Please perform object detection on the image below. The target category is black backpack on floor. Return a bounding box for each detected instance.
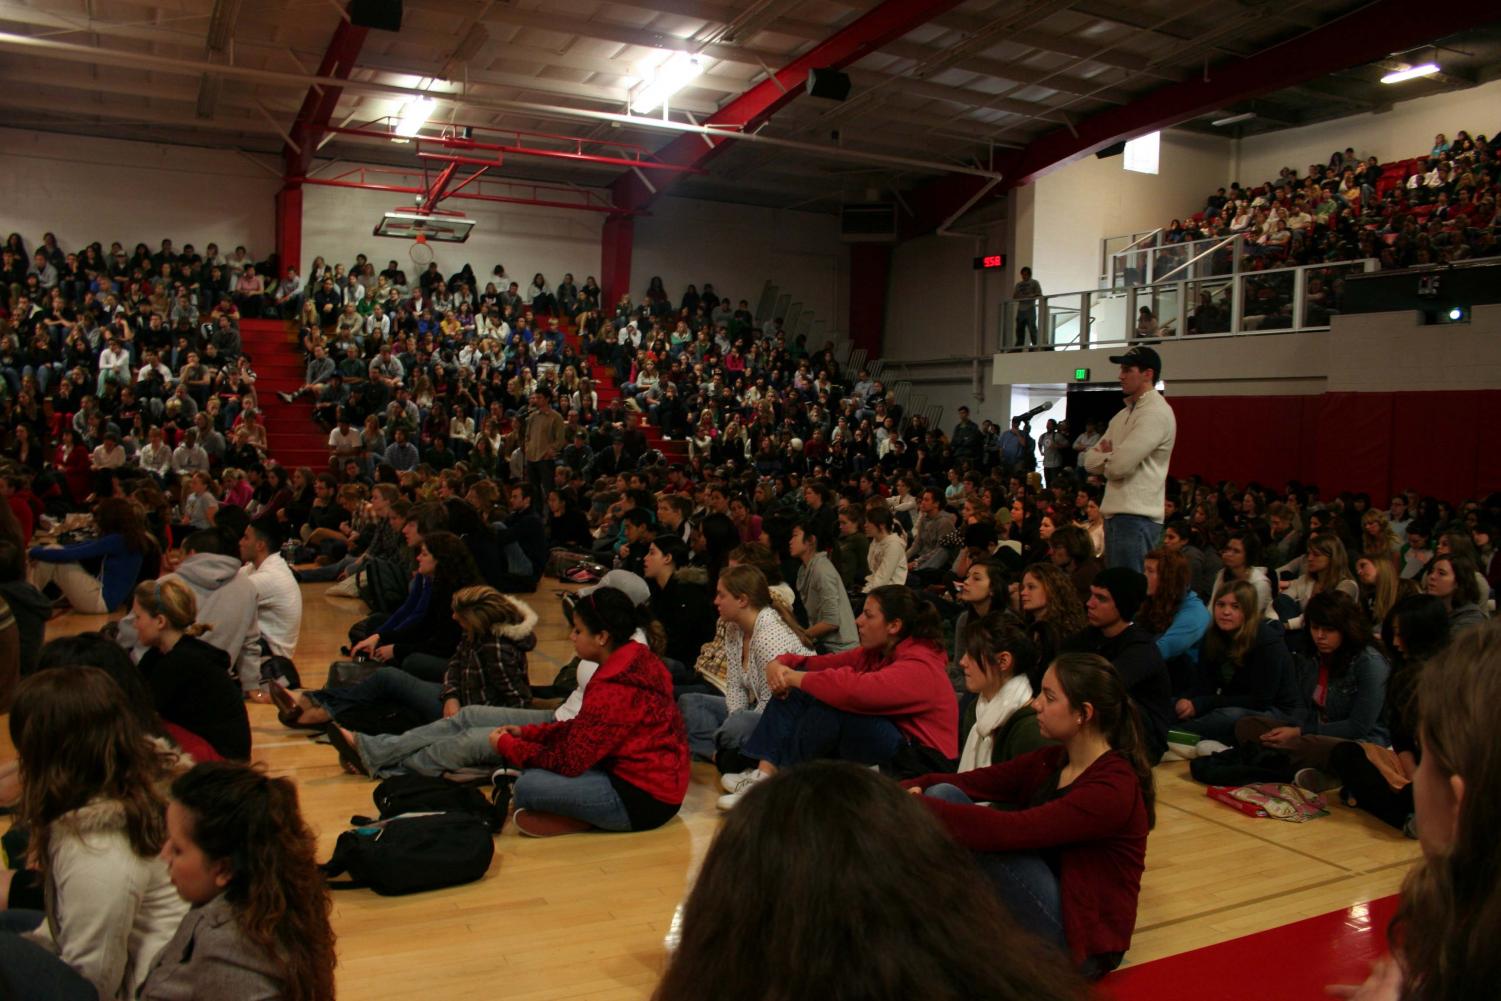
[360,774,508,833]
[319,812,495,896]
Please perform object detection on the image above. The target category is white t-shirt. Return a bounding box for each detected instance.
[242,553,302,657]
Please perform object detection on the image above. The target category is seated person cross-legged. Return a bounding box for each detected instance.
[271,587,537,741]
[486,586,689,838]
[677,564,813,765]
[907,652,1155,981]
[1172,580,1302,745]
[329,577,660,782]
[717,585,958,810]
[1231,590,1389,776]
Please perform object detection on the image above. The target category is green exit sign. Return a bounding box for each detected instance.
[1074,367,1090,381]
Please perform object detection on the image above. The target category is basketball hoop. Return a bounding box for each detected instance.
[410,232,435,266]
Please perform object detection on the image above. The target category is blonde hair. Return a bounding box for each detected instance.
[451,585,529,638]
[718,564,812,649]
[133,578,211,637]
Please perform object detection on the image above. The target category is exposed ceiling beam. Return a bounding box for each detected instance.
[608,0,975,212]
[283,12,367,177]
[195,0,242,118]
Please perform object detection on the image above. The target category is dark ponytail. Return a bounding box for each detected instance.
[1049,652,1156,829]
[574,586,665,654]
[866,585,944,645]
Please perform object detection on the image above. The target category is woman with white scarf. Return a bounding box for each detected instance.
[956,612,1053,772]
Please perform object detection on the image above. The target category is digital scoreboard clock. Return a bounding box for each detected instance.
[973,254,1006,270]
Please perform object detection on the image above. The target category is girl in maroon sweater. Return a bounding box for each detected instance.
[490,587,689,838]
[906,652,1155,980]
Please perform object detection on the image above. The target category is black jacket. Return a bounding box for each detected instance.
[1187,620,1302,719]
[139,636,251,760]
[649,569,716,667]
[1066,624,1173,763]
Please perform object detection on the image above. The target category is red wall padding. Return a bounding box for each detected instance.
[1165,390,1501,505]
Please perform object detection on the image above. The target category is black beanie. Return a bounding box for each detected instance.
[1094,567,1147,623]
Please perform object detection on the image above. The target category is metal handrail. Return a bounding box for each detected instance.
[1154,232,1242,284]
[1109,228,1163,259]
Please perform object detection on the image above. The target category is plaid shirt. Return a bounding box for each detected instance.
[440,633,534,707]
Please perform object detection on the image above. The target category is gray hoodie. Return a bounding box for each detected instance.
[117,554,263,692]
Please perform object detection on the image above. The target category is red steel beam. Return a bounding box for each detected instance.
[289,176,628,215]
[283,17,368,178]
[999,0,1501,188]
[608,0,967,212]
[419,161,459,214]
[320,125,706,173]
[278,10,368,273]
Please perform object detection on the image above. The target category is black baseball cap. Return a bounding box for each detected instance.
[1108,345,1162,376]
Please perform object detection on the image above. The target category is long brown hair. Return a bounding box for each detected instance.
[653,762,1085,1001]
[1202,580,1263,668]
[1137,547,1190,636]
[1022,563,1087,637]
[1049,652,1156,829]
[11,668,172,877]
[1391,621,1501,999]
[170,762,336,1001]
[1304,532,1354,595]
[718,564,813,649]
[95,494,150,553]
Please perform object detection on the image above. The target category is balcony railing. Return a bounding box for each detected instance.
[1000,258,1378,352]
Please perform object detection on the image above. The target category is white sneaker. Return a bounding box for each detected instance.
[719,769,761,794]
[716,769,766,810]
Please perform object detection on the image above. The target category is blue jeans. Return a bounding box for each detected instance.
[296,554,357,582]
[512,768,632,831]
[741,689,902,769]
[923,784,1065,949]
[1182,705,1285,744]
[354,705,553,777]
[1104,514,1161,573]
[308,666,444,723]
[677,692,762,760]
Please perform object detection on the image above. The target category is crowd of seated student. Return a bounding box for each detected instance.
[10,234,1501,986]
[1123,128,1501,335]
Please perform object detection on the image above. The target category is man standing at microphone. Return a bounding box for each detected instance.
[1084,346,1175,574]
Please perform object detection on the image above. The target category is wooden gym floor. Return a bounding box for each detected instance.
[19,583,1419,999]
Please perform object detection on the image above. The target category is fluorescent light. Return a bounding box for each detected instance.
[395,96,437,137]
[1381,62,1440,84]
[630,53,704,114]
[1212,112,1256,126]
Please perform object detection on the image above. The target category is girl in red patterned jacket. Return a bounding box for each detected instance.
[906,652,1155,980]
[490,586,690,838]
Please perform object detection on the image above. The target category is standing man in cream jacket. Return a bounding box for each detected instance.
[1084,346,1176,573]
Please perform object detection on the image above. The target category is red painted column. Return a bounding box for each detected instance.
[847,243,892,357]
[601,214,634,312]
[275,184,303,281]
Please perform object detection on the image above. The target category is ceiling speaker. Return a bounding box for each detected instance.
[806,68,852,101]
[349,0,402,32]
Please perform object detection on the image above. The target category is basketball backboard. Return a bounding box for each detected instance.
[373,212,476,242]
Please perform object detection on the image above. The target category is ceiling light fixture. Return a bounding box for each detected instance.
[395,95,437,138]
[1211,111,1256,126]
[630,53,704,115]
[1380,62,1440,84]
